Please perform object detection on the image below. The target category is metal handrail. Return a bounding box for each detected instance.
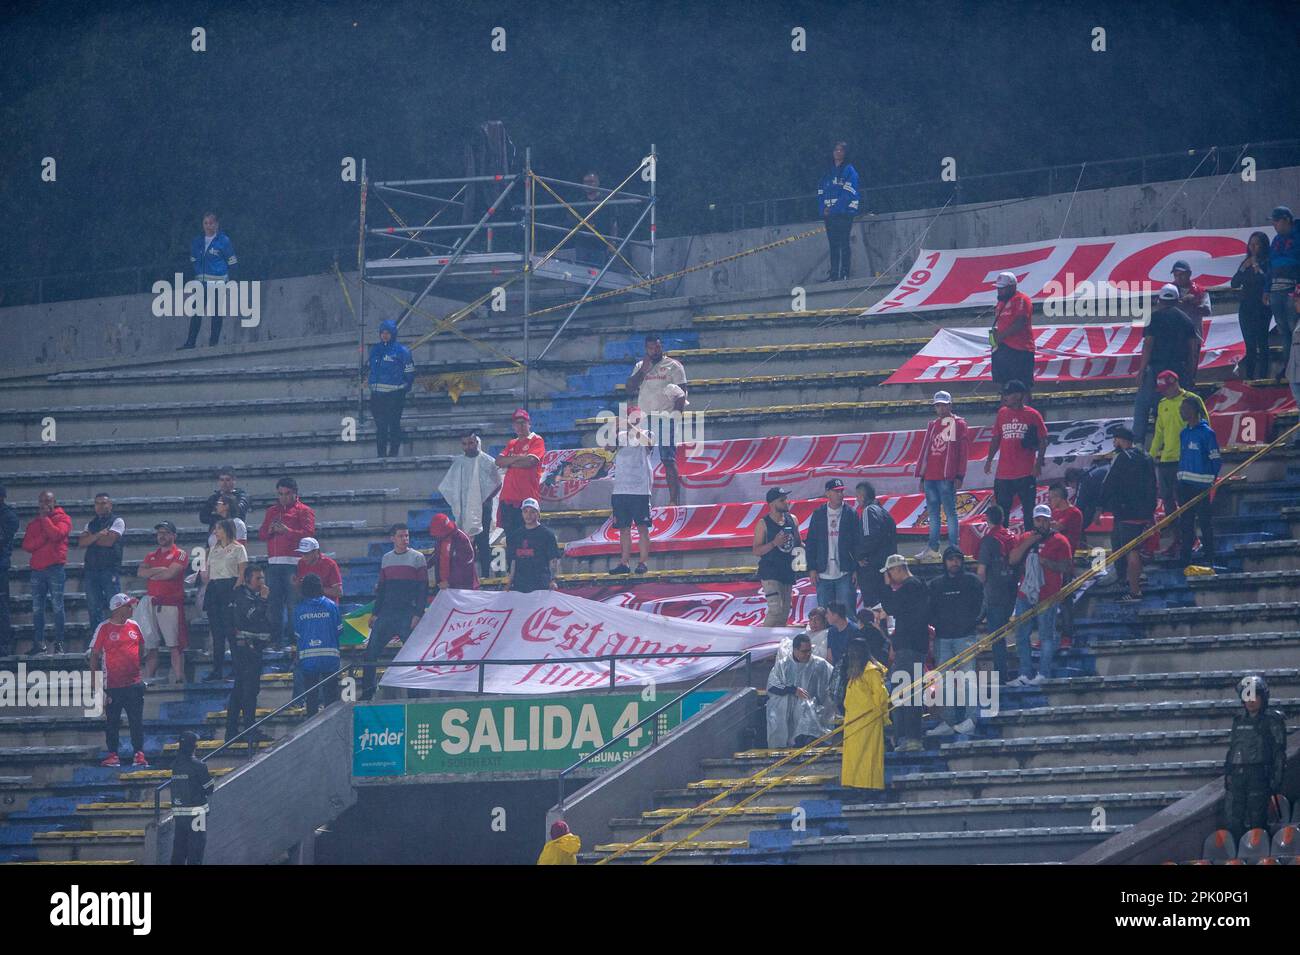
[556,650,754,811]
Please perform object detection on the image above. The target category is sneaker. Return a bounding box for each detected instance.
[1006,675,1030,688]
[132,751,150,768]
[634,562,648,574]
[611,564,632,575]
[953,718,977,735]
[99,752,121,767]
[914,547,941,562]
[1027,674,1047,686]
[1118,592,1143,603]
[52,642,65,655]
[901,739,925,753]
[926,722,956,737]
[31,644,49,656]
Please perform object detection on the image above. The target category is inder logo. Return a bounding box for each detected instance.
[151,274,261,328]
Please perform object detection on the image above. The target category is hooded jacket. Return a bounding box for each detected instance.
[1101,447,1158,522]
[1177,419,1222,485]
[1149,388,1207,463]
[369,320,416,393]
[536,832,581,865]
[190,232,237,282]
[21,507,72,570]
[428,514,479,590]
[818,162,861,217]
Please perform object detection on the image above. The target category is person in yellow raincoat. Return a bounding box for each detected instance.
[839,638,891,790]
[537,820,581,865]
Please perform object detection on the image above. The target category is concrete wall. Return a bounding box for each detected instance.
[546,688,763,850]
[152,701,357,864]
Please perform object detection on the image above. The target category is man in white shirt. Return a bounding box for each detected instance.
[610,423,654,574]
[626,334,689,506]
[805,479,864,614]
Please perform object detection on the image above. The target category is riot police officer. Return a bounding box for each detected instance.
[1221,674,1287,840]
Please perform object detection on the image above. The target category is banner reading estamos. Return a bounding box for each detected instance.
[867,227,1262,314]
[379,589,786,694]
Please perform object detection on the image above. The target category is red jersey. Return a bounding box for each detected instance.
[1052,504,1084,552]
[91,619,144,689]
[259,500,317,562]
[994,405,1048,480]
[917,415,969,481]
[142,545,188,605]
[295,554,342,594]
[500,433,545,504]
[994,291,1035,352]
[1015,530,1072,600]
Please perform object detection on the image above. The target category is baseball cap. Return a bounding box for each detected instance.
[154,521,177,534]
[824,478,845,491]
[765,487,791,503]
[1271,205,1293,221]
[1157,283,1180,301]
[109,593,138,611]
[932,390,953,405]
[942,545,964,561]
[993,271,1017,288]
[296,537,320,553]
[512,408,531,421]
[1155,369,1181,387]
[878,553,908,573]
[1113,425,1135,442]
[1033,504,1053,520]
[521,497,541,511]
[1170,259,1192,274]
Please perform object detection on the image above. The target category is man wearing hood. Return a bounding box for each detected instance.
[1221,675,1287,841]
[427,513,478,591]
[438,432,501,581]
[368,319,416,458]
[537,820,581,865]
[766,633,835,748]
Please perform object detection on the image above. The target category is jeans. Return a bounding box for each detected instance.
[30,564,67,648]
[814,574,856,615]
[370,389,407,457]
[760,579,793,627]
[363,611,416,697]
[934,635,978,726]
[1014,594,1057,680]
[1131,366,1158,444]
[84,568,120,632]
[825,214,852,279]
[265,564,295,647]
[889,648,924,745]
[225,642,264,741]
[1238,300,1272,380]
[183,312,223,347]
[985,602,1013,682]
[105,683,145,754]
[1177,480,1216,567]
[475,498,495,580]
[993,477,1036,527]
[923,479,960,550]
[1269,287,1297,378]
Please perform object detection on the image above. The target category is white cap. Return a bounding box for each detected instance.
[994,271,1018,288]
[296,537,320,553]
[521,498,541,511]
[109,593,137,611]
[1157,283,1180,301]
[1032,504,1053,520]
[932,390,953,405]
[878,554,908,573]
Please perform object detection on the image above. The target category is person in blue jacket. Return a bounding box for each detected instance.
[1265,206,1299,381]
[1175,396,1222,570]
[817,141,860,282]
[368,319,416,458]
[291,574,342,716]
[181,212,239,349]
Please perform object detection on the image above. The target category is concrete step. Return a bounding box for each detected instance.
[1081,602,1300,641]
[986,698,1299,739]
[1237,539,1300,572]
[1089,631,1300,677]
[1040,668,1300,706]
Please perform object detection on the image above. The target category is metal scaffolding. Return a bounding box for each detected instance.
[357,146,658,409]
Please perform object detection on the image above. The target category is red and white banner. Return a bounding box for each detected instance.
[540,418,1132,511]
[379,589,785,694]
[883,316,1244,386]
[567,579,824,628]
[1207,380,1298,446]
[868,227,1264,314]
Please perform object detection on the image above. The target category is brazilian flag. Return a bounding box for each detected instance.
[341,602,373,648]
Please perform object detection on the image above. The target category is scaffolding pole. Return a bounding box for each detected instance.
[357,158,368,429]
[523,146,533,411]
[650,143,656,278]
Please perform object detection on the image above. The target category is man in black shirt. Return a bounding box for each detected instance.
[873,554,929,752]
[507,498,561,593]
[753,487,803,627]
[170,731,213,865]
[78,493,125,631]
[854,481,897,610]
[1132,284,1201,444]
[927,547,984,736]
[227,566,272,743]
[198,466,250,528]
[1100,427,1158,601]
[1065,463,1110,531]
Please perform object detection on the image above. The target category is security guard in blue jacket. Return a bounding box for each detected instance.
[182,211,239,349]
[817,141,861,282]
[368,319,416,457]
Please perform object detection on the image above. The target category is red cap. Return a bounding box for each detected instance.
[512,408,530,421]
[550,820,570,840]
[428,513,455,538]
[1156,369,1180,387]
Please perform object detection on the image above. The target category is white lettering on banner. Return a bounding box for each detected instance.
[381,589,786,694]
[868,227,1266,314]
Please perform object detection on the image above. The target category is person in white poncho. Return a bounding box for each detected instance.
[766,633,835,749]
[439,433,502,581]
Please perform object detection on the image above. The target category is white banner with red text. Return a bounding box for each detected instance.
[379,588,786,694]
[868,227,1264,314]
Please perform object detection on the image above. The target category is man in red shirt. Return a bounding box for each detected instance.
[990,271,1035,394]
[1047,482,1084,649]
[983,380,1047,530]
[495,409,545,546]
[137,521,189,684]
[914,390,969,560]
[21,490,73,654]
[259,477,317,648]
[294,537,342,601]
[1008,504,1073,685]
[89,593,149,768]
